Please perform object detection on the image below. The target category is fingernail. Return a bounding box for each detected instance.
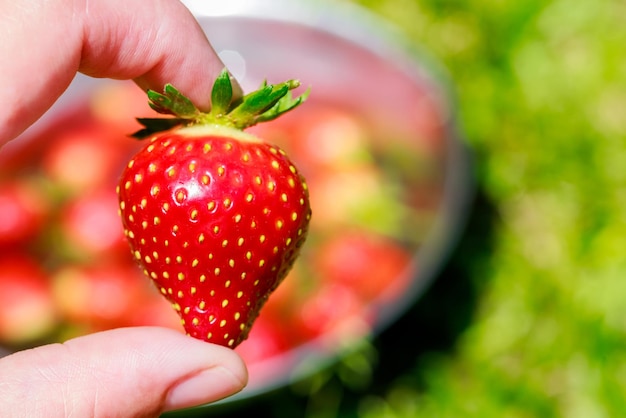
[165,366,246,411]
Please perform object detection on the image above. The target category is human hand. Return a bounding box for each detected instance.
[0,0,238,146]
[0,327,247,416]
[0,0,248,415]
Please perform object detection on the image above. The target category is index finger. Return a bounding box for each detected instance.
[0,0,236,146]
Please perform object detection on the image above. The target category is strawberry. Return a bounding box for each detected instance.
[0,179,50,247]
[51,263,147,330]
[0,254,57,346]
[41,121,125,192]
[315,231,413,303]
[117,70,311,348]
[59,189,128,260]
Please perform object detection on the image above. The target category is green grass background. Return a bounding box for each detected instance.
[349,1,626,416]
[173,0,626,416]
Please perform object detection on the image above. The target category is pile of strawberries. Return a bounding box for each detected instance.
[0,76,435,380]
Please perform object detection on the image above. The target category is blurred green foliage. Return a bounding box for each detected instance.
[347,0,626,417]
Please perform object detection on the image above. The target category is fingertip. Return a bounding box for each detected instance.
[132,1,244,108]
[77,0,234,110]
[0,327,249,417]
[164,364,246,412]
[155,330,248,411]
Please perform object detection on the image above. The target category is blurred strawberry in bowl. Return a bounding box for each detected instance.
[0,253,57,347]
[0,179,50,247]
[0,0,471,403]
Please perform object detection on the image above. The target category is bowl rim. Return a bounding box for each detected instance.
[180,0,475,407]
[4,0,475,409]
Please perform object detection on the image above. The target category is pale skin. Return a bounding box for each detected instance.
[0,0,248,416]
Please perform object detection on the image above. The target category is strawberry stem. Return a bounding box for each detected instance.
[132,69,309,139]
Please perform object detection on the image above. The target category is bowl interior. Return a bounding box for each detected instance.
[0,1,472,406]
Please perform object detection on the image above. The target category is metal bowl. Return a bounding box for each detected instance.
[178,0,473,404]
[0,0,472,408]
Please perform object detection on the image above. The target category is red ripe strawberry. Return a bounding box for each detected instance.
[316,231,413,303]
[60,189,128,259]
[41,122,125,192]
[51,263,147,329]
[117,70,311,348]
[0,254,57,346]
[0,179,50,246]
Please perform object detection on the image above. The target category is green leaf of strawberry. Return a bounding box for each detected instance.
[209,70,234,117]
[118,69,311,348]
[147,84,201,118]
[132,69,309,138]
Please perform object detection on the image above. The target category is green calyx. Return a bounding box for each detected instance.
[132,69,309,139]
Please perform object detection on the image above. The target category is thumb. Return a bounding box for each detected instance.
[0,327,248,417]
